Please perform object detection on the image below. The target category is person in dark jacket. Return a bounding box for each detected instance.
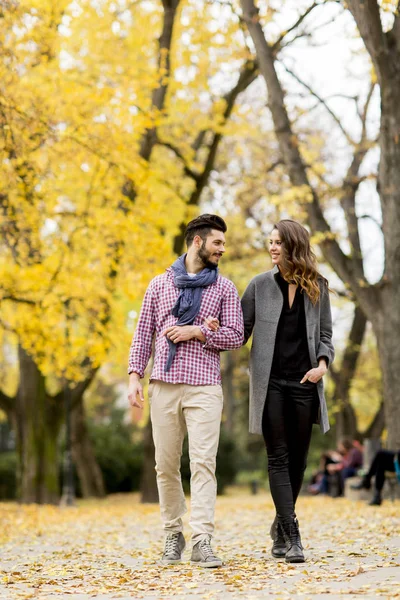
[241,220,335,563]
[351,449,400,505]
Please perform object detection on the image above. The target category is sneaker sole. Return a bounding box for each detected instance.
[190,560,223,568]
[161,558,183,565]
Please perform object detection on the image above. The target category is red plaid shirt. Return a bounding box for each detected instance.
[128,268,244,385]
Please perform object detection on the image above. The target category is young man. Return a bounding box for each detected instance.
[128,214,244,567]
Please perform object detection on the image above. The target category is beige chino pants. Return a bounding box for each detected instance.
[149,381,223,545]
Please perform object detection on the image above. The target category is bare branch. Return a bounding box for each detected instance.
[282,63,354,144]
[346,0,388,80]
[139,1,181,162]
[339,82,377,276]
[156,140,201,182]
[358,213,383,231]
[172,59,259,254]
[360,82,376,140]
[1,295,36,305]
[391,2,400,42]
[240,0,378,317]
[191,60,259,158]
[272,2,319,52]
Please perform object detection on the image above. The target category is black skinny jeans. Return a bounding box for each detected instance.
[262,375,318,519]
[367,450,398,491]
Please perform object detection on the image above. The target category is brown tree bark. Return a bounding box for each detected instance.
[70,394,106,498]
[346,0,400,450]
[363,402,385,440]
[0,347,104,503]
[16,346,63,504]
[331,306,367,442]
[140,418,159,503]
[222,352,236,434]
[240,0,400,448]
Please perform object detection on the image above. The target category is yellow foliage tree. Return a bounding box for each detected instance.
[0,0,261,502]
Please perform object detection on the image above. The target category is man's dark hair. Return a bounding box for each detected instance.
[184,214,227,247]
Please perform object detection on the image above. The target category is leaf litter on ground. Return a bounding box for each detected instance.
[0,491,399,599]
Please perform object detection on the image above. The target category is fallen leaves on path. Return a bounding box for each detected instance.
[0,491,399,599]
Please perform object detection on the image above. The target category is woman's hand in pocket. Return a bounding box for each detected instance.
[300,363,327,384]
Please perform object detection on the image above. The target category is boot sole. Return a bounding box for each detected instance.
[285,556,305,563]
[271,549,286,558]
[190,560,223,568]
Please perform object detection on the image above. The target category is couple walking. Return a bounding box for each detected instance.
[128,214,334,566]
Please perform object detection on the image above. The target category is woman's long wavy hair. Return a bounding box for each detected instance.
[273,220,328,305]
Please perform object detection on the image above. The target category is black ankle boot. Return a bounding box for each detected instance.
[270,516,286,558]
[369,492,382,506]
[279,516,305,563]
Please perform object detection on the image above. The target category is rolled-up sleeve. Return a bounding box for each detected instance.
[241,278,256,345]
[128,280,156,377]
[200,281,244,351]
[317,283,335,368]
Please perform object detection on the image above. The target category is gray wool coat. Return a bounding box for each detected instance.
[241,266,335,436]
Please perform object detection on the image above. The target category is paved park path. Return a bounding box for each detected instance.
[0,491,399,599]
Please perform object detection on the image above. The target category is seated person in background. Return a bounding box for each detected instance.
[351,449,400,506]
[308,449,344,495]
[326,438,363,496]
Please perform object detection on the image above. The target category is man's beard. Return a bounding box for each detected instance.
[198,240,218,269]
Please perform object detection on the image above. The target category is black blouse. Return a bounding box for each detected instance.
[270,272,312,379]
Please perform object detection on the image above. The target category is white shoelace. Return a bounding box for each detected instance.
[165,533,180,554]
[199,538,215,558]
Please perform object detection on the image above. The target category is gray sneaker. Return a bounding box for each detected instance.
[190,536,223,568]
[161,532,186,564]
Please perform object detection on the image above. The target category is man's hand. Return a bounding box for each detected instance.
[164,325,205,343]
[128,373,144,408]
[300,359,327,384]
[204,317,220,331]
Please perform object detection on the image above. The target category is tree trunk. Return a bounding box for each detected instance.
[16,346,63,504]
[363,402,385,440]
[372,300,400,448]
[344,1,400,449]
[222,352,236,433]
[373,81,400,448]
[70,395,106,498]
[335,405,359,443]
[332,306,367,442]
[140,417,159,503]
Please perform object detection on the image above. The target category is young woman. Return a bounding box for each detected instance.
[241,220,334,563]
